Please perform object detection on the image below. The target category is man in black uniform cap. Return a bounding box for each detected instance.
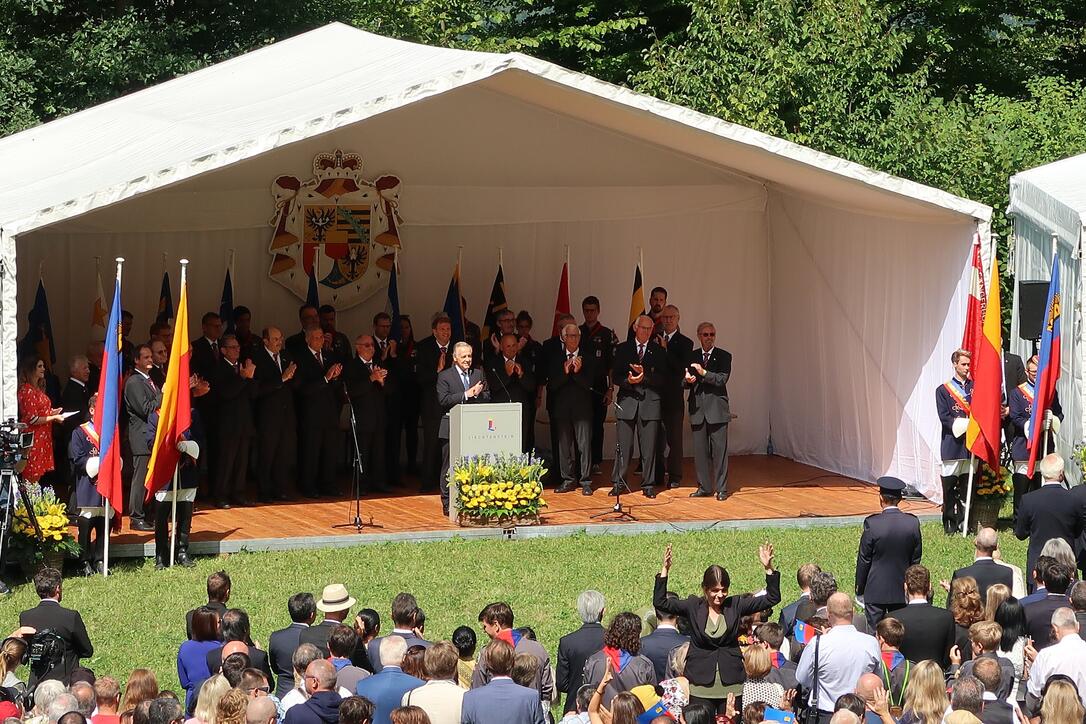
[855,476,922,629]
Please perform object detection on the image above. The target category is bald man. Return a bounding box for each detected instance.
[284,660,342,724]
[949,528,1013,605]
[248,327,297,501]
[246,697,277,724]
[797,593,881,722]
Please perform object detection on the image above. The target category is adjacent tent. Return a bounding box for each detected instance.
[0,23,991,499]
[1008,153,1086,483]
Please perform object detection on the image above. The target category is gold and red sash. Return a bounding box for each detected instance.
[1017,382,1034,405]
[80,421,100,454]
[943,380,971,414]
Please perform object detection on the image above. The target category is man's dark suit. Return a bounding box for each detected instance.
[186,600,228,639]
[556,622,604,713]
[546,347,596,488]
[293,346,343,498]
[891,601,957,670]
[437,364,490,512]
[19,600,93,685]
[123,370,161,522]
[374,337,403,487]
[656,330,693,486]
[60,378,92,442]
[206,644,274,690]
[519,337,544,452]
[248,346,296,500]
[1014,483,1085,590]
[1025,593,1070,650]
[778,593,809,640]
[191,337,220,381]
[485,354,537,452]
[269,622,309,698]
[298,619,342,658]
[640,625,689,682]
[687,345,732,496]
[415,336,451,489]
[191,337,221,488]
[581,323,617,466]
[980,698,1015,724]
[212,358,256,505]
[611,339,666,492]
[855,507,922,626]
[343,357,389,492]
[950,558,1014,606]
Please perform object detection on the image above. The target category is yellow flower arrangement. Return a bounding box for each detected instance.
[8,485,80,568]
[453,453,547,521]
[974,463,1011,498]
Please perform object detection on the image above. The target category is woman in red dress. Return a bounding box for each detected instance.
[17,356,63,483]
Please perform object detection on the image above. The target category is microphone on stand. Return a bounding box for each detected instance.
[488,362,512,402]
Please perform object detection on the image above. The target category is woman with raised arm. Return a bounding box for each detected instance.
[653,542,780,714]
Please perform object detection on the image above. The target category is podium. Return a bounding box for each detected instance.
[448,402,522,521]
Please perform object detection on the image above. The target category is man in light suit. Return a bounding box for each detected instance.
[685,322,733,500]
[124,344,162,531]
[610,315,666,498]
[461,640,545,724]
[437,342,490,516]
[269,593,316,699]
[355,637,424,724]
[400,642,465,722]
[548,324,596,495]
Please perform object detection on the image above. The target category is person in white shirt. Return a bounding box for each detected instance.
[400,642,464,724]
[797,592,881,722]
[280,644,352,714]
[1026,607,1086,711]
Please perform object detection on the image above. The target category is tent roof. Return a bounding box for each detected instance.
[1009,152,1086,248]
[0,22,990,236]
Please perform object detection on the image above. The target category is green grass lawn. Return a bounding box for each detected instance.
[0,521,1027,699]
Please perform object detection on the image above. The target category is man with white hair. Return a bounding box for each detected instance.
[436,341,490,516]
[549,323,596,495]
[797,593,881,724]
[556,591,606,714]
[354,637,423,724]
[950,528,1014,605]
[46,693,80,724]
[1026,607,1086,710]
[1014,453,1085,592]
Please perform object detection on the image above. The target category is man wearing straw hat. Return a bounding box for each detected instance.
[300,584,357,658]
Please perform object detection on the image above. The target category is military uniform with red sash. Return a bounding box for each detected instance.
[1009,380,1063,516]
[68,421,106,575]
[936,377,975,533]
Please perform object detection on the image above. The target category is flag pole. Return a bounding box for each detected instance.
[103,256,124,577]
[169,464,179,567]
[961,454,976,536]
[498,247,503,268]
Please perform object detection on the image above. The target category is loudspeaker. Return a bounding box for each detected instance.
[1018,280,1049,341]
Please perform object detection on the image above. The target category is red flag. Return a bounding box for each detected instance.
[965,253,1002,469]
[551,261,570,337]
[961,235,985,363]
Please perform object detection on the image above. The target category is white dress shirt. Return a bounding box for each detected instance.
[1027,632,1086,705]
[796,624,881,712]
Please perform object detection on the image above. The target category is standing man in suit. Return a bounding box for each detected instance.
[556,590,605,714]
[318,305,353,362]
[59,355,93,485]
[685,322,733,500]
[655,305,693,489]
[190,312,223,382]
[286,304,320,360]
[293,326,344,499]
[779,563,821,638]
[1014,453,1084,591]
[1024,561,1074,649]
[611,315,666,499]
[373,313,404,488]
[516,311,544,452]
[641,592,689,681]
[462,640,546,724]
[367,592,431,674]
[855,477,922,628]
[950,528,1014,605]
[269,593,316,699]
[542,313,576,465]
[149,339,169,388]
[437,342,490,516]
[937,349,975,534]
[124,344,161,531]
[580,297,617,475]
[416,315,453,493]
[549,324,596,495]
[212,335,256,508]
[343,335,389,494]
[355,639,424,724]
[485,333,536,453]
[300,584,357,657]
[249,327,297,502]
[483,309,518,364]
[18,568,93,686]
[1009,355,1064,520]
[889,565,957,670]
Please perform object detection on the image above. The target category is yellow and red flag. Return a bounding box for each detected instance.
[965,253,1002,469]
[145,262,192,498]
[961,235,985,364]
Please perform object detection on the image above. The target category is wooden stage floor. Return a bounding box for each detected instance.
[109,455,938,556]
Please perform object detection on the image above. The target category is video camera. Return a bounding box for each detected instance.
[0,418,33,474]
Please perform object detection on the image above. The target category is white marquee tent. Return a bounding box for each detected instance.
[0,23,992,500]
[1008,153,1086,483]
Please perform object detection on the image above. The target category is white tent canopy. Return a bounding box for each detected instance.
[1008,153,1086,482]
[0,23,991,498]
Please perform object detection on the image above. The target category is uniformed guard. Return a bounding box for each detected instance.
[936,349,975,534]
[855,476,922,629]
[580,296,618,475]
[1009,354,1064,520]
[69,393,107,577]
[147,409,205,570]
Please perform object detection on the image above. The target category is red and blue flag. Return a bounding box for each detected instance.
[93,271,124,528]
[1027,259,1062,477]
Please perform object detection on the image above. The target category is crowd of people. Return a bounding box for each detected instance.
[5,460,1086,724]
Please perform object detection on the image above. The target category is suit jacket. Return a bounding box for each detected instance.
[556,622,604,713]
[299,619,342,658]
[485,355,536,406]
[293,346,343,429]
[546,347,596,421]
[367,631,431,674]
[415,336,452,419]
[472,635,553,700]
[343,358,389,432]
[1025,593,1071,650]
[206,644,274,690]
[950,559,1014,605]
[580,323,617,389]
[123,371,162,455]
[213,358,256,437]
[191,337,221,382]
[855,507,922,604]
[437,366,490,439]
[658,330,694,409]
[1014,484,1085,580]
[936,379,972,461]
[269,623,309,698]
[957,651,1016,700]
[18,600,94,685]
[248,346,296,420]
[354,667,425,724]
[981,697,1015,724]
[653,571,781,687]
[60,379,92,443]
[686,346,732,424]
[891,602,957,669]
[611,340,667,421]
[460,678,546,724]
[778,594,809,640]
[640,626,689,682]
[186,600,228,640]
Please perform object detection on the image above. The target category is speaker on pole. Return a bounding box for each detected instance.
[1018,280,1049,341]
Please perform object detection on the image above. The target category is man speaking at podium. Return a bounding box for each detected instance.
[438,342,491,516]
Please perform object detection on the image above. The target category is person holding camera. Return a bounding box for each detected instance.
[17,568,93,687]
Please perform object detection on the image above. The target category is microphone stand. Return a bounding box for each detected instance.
[591,395,637,522]
[334,398,382,533]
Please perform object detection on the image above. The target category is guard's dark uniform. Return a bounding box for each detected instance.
[855,476,922,628]
[69,421,106,575]
[580,322,617,467]
[1008,381,1063,516]
[936,377,974,533]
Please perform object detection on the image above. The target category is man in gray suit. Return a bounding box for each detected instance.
[685,322,733,500]
[610,315,666,499]
[124,344,163,530]
[437,342,490,516]
[461,640,545,724]
[549,324,596,495]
